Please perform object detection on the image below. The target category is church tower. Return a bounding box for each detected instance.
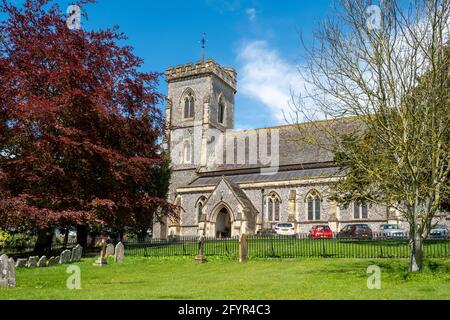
[156,59,237,238]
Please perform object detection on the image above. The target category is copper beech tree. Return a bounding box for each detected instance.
[0,0,176,251]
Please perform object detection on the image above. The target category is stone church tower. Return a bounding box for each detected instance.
[154,59,238,238]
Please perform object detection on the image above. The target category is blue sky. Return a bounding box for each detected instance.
[6,0,336,129]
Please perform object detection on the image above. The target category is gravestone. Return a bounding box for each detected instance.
[37,256,48,268]
[114,242,124,263]
[239,234,248,263]
[15,259,27,268]
[27,256,38,268]
[105,244,115,257]
[71,245,83,262]
[60,250,72,264]
[7,258,15,288]
[0,255,8,288]
[47,256,58,267]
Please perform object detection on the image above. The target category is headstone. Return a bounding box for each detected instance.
[27,256,38,268]
[105,243,115,257]
[7,258,15,288]
[0,255,8,288]
[239,234,248,263]
[194,235,207,264]
[47,256,59,267]
[114,242,124,263]
[94,240,107,266]
[71,245,83,262]
[37,256,48,268]
[60,250,72,264]
[15,259,27,268]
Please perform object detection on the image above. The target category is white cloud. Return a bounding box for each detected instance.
[237,40,306,123]
[246,8,256,22]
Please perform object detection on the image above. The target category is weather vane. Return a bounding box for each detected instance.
[201,33,207,63]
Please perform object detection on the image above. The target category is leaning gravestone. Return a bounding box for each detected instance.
[47,256,59,267]
[27,256,38,268]
[60,250,72,264]
[7,258,15,288]
[114,242,124,263]
[0,255,8,288]
[15,259,27,268]
[37,256,48,268]
[105,244,115,257]
[71,245,83,262]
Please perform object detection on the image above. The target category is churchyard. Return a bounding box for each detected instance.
[1,256,450,300]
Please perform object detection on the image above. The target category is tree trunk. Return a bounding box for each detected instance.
[409,232,424,272]
[76,225,89,248]
[63,228,69,248]
[34,228,54,256]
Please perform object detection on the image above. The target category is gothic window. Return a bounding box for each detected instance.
[267,192,281,222]
[306,190,322,221]
[183,92,195,119]
[196,197,207,223]
[218,95,226,124]
[183,141,191,164]
[354,200,369,219]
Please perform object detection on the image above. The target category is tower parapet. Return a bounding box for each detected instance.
[166,59,237,93]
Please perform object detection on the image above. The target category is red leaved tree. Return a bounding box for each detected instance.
[0,0,176,253]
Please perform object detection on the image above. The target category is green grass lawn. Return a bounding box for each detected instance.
[1,257,450,300]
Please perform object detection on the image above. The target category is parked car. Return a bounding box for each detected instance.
[428,225,449,239]
[379,224,406,239]
[337,224,373,240]
[274,223,296,236]
[308,225,333,239]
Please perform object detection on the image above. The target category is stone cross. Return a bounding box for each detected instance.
[194,235,207,264]
[94,240,107,266]
[239,234,248,263]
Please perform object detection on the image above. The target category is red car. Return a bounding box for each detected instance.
[308,225,333,239]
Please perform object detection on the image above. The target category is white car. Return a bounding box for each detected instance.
[274,223,296,236]
[380,224,406,238]
[429,225,449,239]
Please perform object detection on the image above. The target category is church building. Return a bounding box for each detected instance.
[152,59,404,238]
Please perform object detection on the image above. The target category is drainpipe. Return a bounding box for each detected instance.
[261,188,265,231]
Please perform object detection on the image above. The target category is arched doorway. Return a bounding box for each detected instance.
[215,207,232,238]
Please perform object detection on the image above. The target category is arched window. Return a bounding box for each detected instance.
[183,141,191,164]
[196,197,207,223]
[183,92,195,119]
[306,190,322,221]
[354,200,369,219]
[267,192,281,222]
[218,95,226,124]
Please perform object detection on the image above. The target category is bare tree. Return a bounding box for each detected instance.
[291,0,449,272]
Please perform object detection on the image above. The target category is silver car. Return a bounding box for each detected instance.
[429,225,449,239]
[380,224,406,239]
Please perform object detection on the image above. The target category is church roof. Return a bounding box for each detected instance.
[190,166,342,187]
[221,177,258,213]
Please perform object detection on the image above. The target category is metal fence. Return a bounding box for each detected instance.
[0,241,79,259]
[123,234,450,260]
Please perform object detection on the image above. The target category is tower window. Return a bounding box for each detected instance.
[183,141,191,164]
[184,94,195,119]
[218,96,226,124]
